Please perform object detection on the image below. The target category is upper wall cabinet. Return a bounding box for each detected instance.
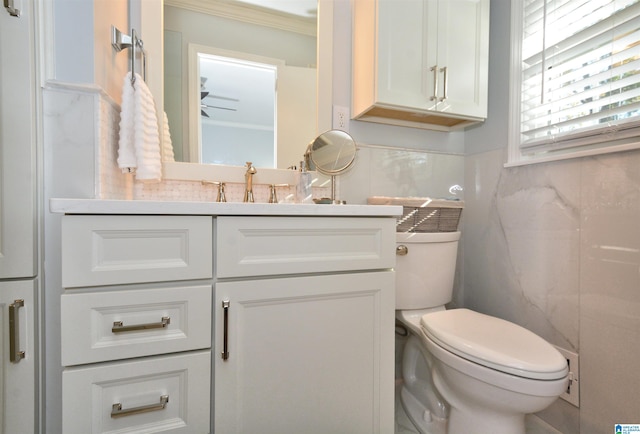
[352,0,490,131]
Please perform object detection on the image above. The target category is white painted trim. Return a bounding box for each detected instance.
[36,0,55,85]
[163,160,300,185]
[507,0,523,166]
[165,0,316,36]
[316,0,332,134]
[504,141,640,167]
[165,0,332,180]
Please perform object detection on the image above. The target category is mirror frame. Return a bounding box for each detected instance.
[158,0,334,185]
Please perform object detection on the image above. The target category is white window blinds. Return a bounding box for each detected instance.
[518,0,640,157]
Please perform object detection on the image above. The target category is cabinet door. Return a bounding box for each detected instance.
[214,271,395,434]
[376,0,437,110]
[0,0,37,279]
[435,0,489,118]
[0,281,35,434]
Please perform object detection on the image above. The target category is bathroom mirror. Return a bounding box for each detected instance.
[163,0,322,169]
[308,130,357,203]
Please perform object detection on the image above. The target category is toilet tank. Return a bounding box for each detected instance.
[395,232,461,309]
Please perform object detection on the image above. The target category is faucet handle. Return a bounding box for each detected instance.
[268,184,289,204]
[245,161,257,174]
[201,180,227,202]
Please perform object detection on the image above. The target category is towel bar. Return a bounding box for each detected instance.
[111,26,147,87]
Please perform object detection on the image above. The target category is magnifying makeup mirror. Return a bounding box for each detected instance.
[307,130,357,204]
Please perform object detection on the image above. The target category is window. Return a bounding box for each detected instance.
[508,0,640,165]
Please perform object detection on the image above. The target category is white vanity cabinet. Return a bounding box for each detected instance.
[352,0,490,131]
[213,216,396,434]
[60,215,213,434]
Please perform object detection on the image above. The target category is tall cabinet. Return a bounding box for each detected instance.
[352,0,490,131]
[0,1,38,433]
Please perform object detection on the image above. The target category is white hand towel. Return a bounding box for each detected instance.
[117,74,136,172]
[117,72,163,182]
[162,111,175,162]
[133,73,162,182]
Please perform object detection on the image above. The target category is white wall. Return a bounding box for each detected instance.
[53,0,128,103]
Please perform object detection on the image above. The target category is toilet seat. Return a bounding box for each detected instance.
[420,309,568,380]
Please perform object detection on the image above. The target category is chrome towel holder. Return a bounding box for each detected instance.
[111,25,147,87]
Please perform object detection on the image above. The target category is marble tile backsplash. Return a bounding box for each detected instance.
[464,147,640,433]
[340,144,465,204]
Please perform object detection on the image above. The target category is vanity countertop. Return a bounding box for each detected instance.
[50,198,403,217]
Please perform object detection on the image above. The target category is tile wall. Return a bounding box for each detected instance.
[464,147,640,433]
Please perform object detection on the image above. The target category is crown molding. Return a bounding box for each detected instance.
[164,0,316,36]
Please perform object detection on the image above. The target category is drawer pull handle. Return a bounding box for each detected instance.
[111,395,169,418]
[221,300,230,361]
[9,299,26,363]
[112,316,171,333]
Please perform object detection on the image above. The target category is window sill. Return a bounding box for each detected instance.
[505,141,640,168]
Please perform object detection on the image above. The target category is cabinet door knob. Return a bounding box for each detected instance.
[396,245,409,256]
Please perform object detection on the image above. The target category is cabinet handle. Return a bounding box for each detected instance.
[111,395,169,418]
[439,66,448,102]
[3,0,20,17]
[430,65,438,101]
[221,300,230,361]
[9,299,25,363]
[112,316,171,333]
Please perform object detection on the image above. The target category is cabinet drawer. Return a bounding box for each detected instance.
[216,216,396,278]
[62,351,210,434]
[62,215,212,288]
[61,285,212,366]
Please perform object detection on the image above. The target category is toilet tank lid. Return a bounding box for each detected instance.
[396,231,460,243]
[421,309,568,380]
[368,196,464,208]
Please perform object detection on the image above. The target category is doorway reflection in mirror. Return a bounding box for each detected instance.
[199,54,277,167]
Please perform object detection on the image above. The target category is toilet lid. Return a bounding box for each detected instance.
[420,309,568,380]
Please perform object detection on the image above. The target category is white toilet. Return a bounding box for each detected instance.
[395,231,568,434]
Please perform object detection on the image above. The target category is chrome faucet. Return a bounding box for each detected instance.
[244,161,257,203]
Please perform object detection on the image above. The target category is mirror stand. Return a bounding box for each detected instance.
[308,130,357,204]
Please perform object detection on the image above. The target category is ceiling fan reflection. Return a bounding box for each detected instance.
[200,91,239,117]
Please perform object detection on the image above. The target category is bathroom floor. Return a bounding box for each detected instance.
[393,380,562,434]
